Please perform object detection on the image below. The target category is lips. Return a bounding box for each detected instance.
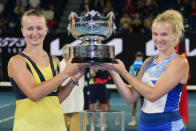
[29,36,41,41]
[157,42,165,46]
[156,42,166,48]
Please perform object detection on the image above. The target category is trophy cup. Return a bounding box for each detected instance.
[67,10,116,64]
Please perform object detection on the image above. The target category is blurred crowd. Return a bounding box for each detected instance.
[0,0,64,34]
[0,0,196,34]
[80,0,196,33]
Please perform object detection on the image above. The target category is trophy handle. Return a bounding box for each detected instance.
[70,15,81,37]
[108,15,113,31]
[103,13,114,37]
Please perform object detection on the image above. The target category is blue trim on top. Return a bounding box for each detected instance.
[26,63,32,74]
[48,55,56,77]
[48,55,59,94]
[10,78,27,100]
[151,80,157,85]
[164,83,184,112]
[144,57,155,72]
[10,77,58,100]
[174,83,184,92]
[19,52,45,82]
[145,53,178,72]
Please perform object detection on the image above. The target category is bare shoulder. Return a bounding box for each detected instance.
[8,54,25,65]
[170,55,189,69]
[8,54,26,77]
[167,55,189,84]
[143,56,154,67]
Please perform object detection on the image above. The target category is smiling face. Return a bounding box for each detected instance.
[21,15,48,46]
[152,22,176,52]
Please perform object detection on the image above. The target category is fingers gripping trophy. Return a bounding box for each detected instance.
[67,10,117,64]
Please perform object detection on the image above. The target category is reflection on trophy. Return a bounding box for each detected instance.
[67,10,116,64]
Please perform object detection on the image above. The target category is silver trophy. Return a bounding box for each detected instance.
[67,10,116,64]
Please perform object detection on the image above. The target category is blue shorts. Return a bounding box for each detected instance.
[138,119,185,131]
[138,111,185,131]
[90,84,108,104]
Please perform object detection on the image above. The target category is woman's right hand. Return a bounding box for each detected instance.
[63,56,88,76]
[91,59,127,74]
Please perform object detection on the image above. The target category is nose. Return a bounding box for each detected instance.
[32,29,38,35]
[155,35,162,42]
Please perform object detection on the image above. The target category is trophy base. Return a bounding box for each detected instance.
[70,44,116,64]
[72,57,117,65]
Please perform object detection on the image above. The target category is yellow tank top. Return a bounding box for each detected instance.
[11,53,66,131]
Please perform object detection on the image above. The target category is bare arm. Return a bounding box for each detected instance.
[58,76,82,103]
[109,71,139,104]
[119,55,189,102]
[8,55,82,102]
[108,57,152,104]
[57,58,86,103]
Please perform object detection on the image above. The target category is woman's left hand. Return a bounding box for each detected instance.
[72,68,85,82]
[91,59,127,74]
[64,56,88,76]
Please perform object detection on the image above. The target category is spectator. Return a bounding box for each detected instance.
[14,0,25,17]
[0,3,4,14]
[143,15,153,33]
[128,51,144,126]
[156,0,178,13]
[120,12,132,32]
[130,12,144,33]
[89,69,111,131]
[122,0,134,15]
[83,67,93,110]
[145,0,158,16]
[28,0,40,9]
[103,0,116,15]
[89,69,110,111]
[6,18,17,34]
[190,0,196,16]
[133,0,145,17]
[144,0,158,17]
[60,44,86,131]
[94,0,105,13]
[80,1,90,16]
[17,0,28,9]
[0,13,7,33]
[42,5,55,29]
[178,0,191,20]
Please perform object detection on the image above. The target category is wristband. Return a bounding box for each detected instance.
[70,78,79,86]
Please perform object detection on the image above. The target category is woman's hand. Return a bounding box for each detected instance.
[91,59,127,74]
[72,68,85,82]
[63,56,88,76]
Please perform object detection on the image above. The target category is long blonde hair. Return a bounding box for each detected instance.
[152,9,184,46]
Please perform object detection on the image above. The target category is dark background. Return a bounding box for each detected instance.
[0,32,196,85]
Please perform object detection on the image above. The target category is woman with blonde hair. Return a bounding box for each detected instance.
[8,9,86,131]
[93,9,189,131]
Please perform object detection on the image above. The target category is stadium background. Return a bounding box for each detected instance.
[0,0,196,130]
